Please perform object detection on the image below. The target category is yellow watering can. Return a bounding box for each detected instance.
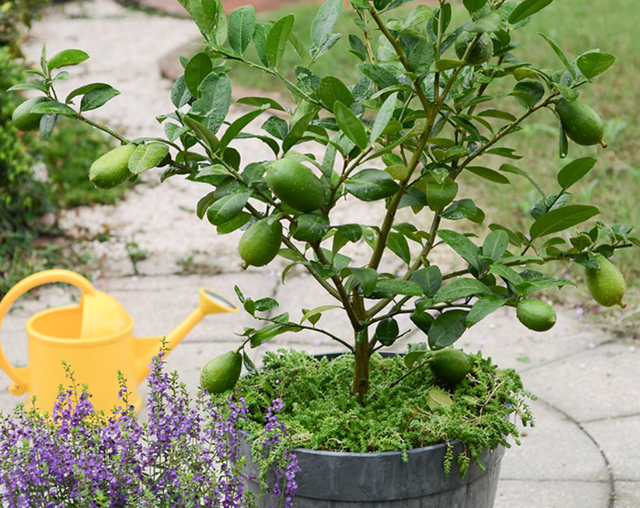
[0,269,238,413]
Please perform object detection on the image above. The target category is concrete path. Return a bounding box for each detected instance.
[2,1,639,507]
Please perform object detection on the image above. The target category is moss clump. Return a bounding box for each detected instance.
[231,350,534,476]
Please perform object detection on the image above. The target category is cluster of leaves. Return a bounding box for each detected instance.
[11,0,637,395]
[234,349,533,477]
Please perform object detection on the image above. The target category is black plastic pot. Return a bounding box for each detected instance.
[240,352,506,507]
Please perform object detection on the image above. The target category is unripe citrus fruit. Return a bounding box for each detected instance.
[555,99,605,147]
[585,254,626,308]
[238,219,282,267]
[200,351,242,394]
[431,348,473,385]
[516,299,557,332]
[11,96,46,132]
[266,158,326,212]
[89,144,136,189]
[454,32,493,66]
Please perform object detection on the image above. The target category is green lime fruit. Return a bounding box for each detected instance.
[585,254,627,308]
[516,299,557,332]
[200,351,242,394]
[11,96,46,132]
[238,219,283,267]
[266,158,326,213]
[431,348,473,385]
[454,32,493,66]
[89,144,136,189]
[555,98,606,147]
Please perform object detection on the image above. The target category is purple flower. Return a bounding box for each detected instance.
[0,349,297,508]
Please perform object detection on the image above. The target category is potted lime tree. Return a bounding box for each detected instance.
[10,0,634,505]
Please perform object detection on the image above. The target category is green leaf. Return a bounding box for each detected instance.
[375,317,400,347]
[237,96,286,111]
[184,53,213,98]
[242,350,258,375]
[576,51,616,80]
[489,263,524,285]
[375,278,424,297]
[370,92,397,145]
[187,0,219,37]
[183,116,220,153]
[345,169,400,201]
[508,0,554,24]
[191,72,232,135]
[425,179,458,211]
[217,212,251,234]
[358,63,399,89]
[410,310,434,336]
[293,213,329,243]
[437,59,465,72]
[317,75,354,112]
[301,305,341,324]
[206,190,251,225]
[538,33,575,80]
[467,12,502,33]
[66,83,114,104]
[478,109,517,122]
[466,166,510,184]
[463,0,487,15]
[196,191,216,220]
[404,342,428,368]
[253,22,271,66]
[31,101,76,117]
[466,295,507,327]
[407,38,434,75]
[220,105,268,150]
[250,322,298,348]
[228,5,256,55]
[441,199,477,221]
[282,111,317,153]
[350,267,378,296]
[437,230,480,270]
[334,101,367,150]
[77,85,120,112]
[427,387,454,410]
[482,229,509,261]
[171,76,192,109]
[428,310,468,350]
[434,278,491,303]
[557,157,597,190]
[487,147,522,159]
[412,266,442,298]
[128,143,169,175]
[47,49,89,71]
[489,223,523,247]
[387,231,411,265]
[266,14,295,68]
[310,0,342,55]
[529,205,600,240]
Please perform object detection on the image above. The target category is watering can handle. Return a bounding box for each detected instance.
[0,270,97,395]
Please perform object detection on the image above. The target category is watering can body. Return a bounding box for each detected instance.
[0,270,238,413]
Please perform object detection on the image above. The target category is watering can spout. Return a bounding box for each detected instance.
[132,288,239,384]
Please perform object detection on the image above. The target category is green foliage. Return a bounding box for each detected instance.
[16,0,637,426]
[234,350,533,477]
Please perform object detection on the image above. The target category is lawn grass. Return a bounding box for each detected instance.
[227,0,640,336]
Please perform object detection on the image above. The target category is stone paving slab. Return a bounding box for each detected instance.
[584,415,640,482]
[614,481,640,508]
[520,342,640,423]
[494,480,611,508]
[499,400,608,482]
